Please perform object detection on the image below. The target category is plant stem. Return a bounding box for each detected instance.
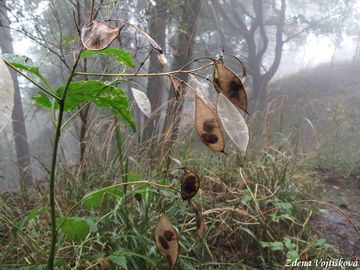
[47,53,81,270]
[46,100,64,270]
[74,63,213,77]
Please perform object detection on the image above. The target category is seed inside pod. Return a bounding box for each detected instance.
[213,59,248,113]
[181,168,200,200]
[195,95,225,152]
[154,214,179,269]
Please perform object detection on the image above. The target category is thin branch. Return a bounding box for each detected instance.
[5,62,60,101]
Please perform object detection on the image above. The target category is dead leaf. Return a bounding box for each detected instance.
[181,168,200,200]
[195,96,225,152]
[213,59,248,113]
[81,20,120,50]
[217,93,249,154]
[131,87,151,118]
[169,76,185,100]
[154,213,179,269]
[190,201,206,240]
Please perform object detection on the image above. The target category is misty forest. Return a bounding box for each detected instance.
[0,0,360,269]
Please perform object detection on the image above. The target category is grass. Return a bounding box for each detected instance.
[3,60,360,269]
[0,119,338,269]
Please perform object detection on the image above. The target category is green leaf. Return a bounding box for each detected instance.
[286,250,299,262]
[176,259,197,270]
[33,80,136,130]
[283,237,296,250]
[260,241,284,251]
[32,92,52,109]
[61,81,136,130]
[108,255,127,269]
[12,207,48,238]
[1,54,52,90]
[110,249,156,267]
[57,216,97,242]
[82,186,123,209]
[80,48,134,68]
[314,238,332,249]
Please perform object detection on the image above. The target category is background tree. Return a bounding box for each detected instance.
[142,0,169,144]
[164,0,202,143]
[210,0,356,111]
[0,0,33,187]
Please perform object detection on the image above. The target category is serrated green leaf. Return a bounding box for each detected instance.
[108,255,127,269]
[1,54,53,91]
[32,92,52,109]
[60,81,136,130]
[80,48,134,68]
[33,80,136,130]
[57,216,93,242]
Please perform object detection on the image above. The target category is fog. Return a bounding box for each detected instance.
[0,0,359,191]
[1,0,360,267]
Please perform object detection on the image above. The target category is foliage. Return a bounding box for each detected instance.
[0,2,355,269]
[0,143,338,269]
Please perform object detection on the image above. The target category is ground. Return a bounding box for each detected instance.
[312,167,360,260]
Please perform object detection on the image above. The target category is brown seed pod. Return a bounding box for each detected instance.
[81,20,120,51]
[154,214,179,269]
[190,201,206,240]
[213,59,248,113]
[169,76,185,100]
[195,96,225,152]
[181,168,200,200]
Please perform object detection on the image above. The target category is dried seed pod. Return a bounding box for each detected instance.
[190,201,206,240]
[154,214,179,269]
[195,95,225,152]
[169,76,185,100]
[181,168,200,200]
[157,52,168,67]
[213,59,248,113]
[81,20,120,51]
[217,93,249,154]
[131,87,152,118]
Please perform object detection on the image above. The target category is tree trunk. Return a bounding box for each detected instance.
[0,1,33,187]
[142,0,168,144]
[164,0,202,143]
